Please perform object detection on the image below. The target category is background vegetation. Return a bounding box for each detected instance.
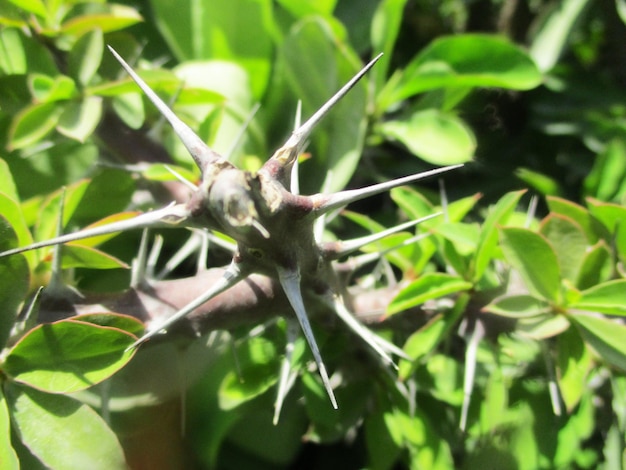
[1,0,626,468]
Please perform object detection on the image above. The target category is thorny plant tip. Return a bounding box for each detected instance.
[0,47,463,411]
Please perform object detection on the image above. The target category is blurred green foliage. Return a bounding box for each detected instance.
[1,0,626,468]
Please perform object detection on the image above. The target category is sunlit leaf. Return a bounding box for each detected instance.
[8,102,64,150]
[570,313,626,370]
[484,295,552,318]
[557,326,591,412]
[61,5,143,37]
[6,383,127,469]
[0,388,18,470]
[473,190,526,282]
[570,280,626,316]
[57,97,103,142]
[379,109,476,165]
[381,34,542,107]
[62,244,129,269]
[499,227,561,303]
[4,320,136,393]
[539,214,588,283]
[387,273,472,315]
[68,29,104,86]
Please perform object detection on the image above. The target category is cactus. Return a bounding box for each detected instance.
[0,48,461,412]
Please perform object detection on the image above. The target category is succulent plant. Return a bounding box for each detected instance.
[0,47,460,417]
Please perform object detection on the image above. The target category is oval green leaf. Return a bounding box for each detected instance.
[387,273,472,316]
[8,101,64,150]
[571,280,626,316]
[570,313,626,370]
[4,320,136,393]
[499,227,561,303]
[483,294,552,318]
[382,34,542,106]
[57,96,103,142]
[0,388,18,470]
[5,383,127,469]
[379,109,476,165]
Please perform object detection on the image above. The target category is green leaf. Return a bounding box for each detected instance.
[539,214,588,283]
[370,0,409,93]
[61,244,129,269]
[301,371,370,443]
[150,0,272,99]
[529,0,592,72]
[576,240,612,290]
[72,313,144,336]
[381,34,542,107]
[557,326,591,412]
[387,273,472,315]
[5,0,46,17]
[365,408,402,470]
[112,92,144,129]
[484,295,552,318]
[34,179,90,243]
[0,239,29,348]
[0,194,35,268]
[516,167,563,196]
[6,383,127,469]
[517,314,570,340]
[0,388,19,470]
[8,101,64,150]
[28,74,77,103]
[570,280,626,316]
[379,109,476,165]
[584,138,626,202]
[68,29,104,86]
[546,196,599,243]
[57,96,103,142]
[570,313,626,370]
[61,5,143,37]
[218,363,278,410]
[4,320,136,393]
[0,159,19,202]
[283,16,367,193]
[499,227,561,303]
[0,27,57,75]
[473,190,525,283]
[399,294,467,380]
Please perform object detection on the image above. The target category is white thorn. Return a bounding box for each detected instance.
[277,267,338,409]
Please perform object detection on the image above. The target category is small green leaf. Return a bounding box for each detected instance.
[72,313,144,336]
[499,227,561,303]
[0,27,57,75]
[5,0,46,17]
[557,326,591,412]
[473,190,525,282]
[576,240,612,289]
[539,214,588,283]
[62,244,129,270]
[68,29,104,86]
[0,195,35,268]
[218,363,278,410]
[546,196,598,243]
[4,320,136,393]
[0,215,29,349]
[28,74,77,103]
[387,273,472,315]
[381,34,542,107]
[6,383,127,469]
[379,109,476,165]
[399,294,467,380]
[0,388,19,470]
[57,97,103,142]
[484,295,552,318]
[370,0,409,92]
[112,92,145,129]
[67,211,141,248]
[516,167,563,196]
[61,5,143,37]
[8,102,64,150]
[0,159,19,202]
[571,313,626,370]
[517,314,570,340]
[570,280,626,316]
